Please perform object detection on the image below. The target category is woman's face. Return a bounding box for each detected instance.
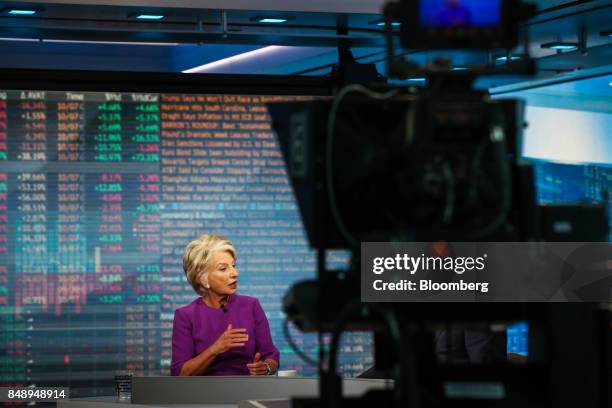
[201,251,238,296]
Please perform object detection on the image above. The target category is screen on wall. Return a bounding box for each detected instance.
[0,88,373,396]
[533,160,612,242]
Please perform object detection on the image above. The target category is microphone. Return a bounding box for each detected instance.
[221,296,230,313]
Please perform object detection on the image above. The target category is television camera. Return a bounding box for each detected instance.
[269,1,611,407]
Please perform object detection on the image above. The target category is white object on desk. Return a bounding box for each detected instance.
[276,371,297,377]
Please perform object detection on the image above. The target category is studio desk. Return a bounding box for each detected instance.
[57,376,392,408]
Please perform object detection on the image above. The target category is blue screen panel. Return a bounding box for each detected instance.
[419,0,501,27]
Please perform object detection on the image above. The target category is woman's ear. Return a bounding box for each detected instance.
[198,273,210,289]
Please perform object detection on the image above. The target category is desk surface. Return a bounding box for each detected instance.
[58,377,390,408]
[133,376,390,405]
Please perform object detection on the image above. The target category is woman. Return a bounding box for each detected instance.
[171,234,280,376]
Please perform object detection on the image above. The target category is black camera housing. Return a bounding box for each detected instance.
[270,90,533,249]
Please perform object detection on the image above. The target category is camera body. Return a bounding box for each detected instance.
[271,2,610,408]
[273,80,532,249]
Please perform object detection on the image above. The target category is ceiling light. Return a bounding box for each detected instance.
[495,55,522,62]
[7,9,37,15]
[451,67,469,71]
[182,46,287,73]
[541,41,579,51]
[251,16,293,24]
[377,21,401,27]
[370,19,400,27]
[134,14,165,20]
[259,18,287,23]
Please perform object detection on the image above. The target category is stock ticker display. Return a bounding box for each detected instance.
[0,89,372,396]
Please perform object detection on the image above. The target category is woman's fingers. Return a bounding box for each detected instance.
[216,327,248,352]
[229,335,248,341]
[248,367,267,375]
[227,328,247,334]
[246,361,267,375]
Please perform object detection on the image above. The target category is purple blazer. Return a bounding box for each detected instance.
[171,294,280,376]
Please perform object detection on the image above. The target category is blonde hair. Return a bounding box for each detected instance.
[183,234,237,295]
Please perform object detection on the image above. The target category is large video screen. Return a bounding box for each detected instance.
[0,88,373,396]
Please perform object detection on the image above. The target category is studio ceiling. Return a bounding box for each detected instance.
[0,0,610,81]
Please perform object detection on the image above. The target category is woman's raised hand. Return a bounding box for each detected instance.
[211,324,248,355]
